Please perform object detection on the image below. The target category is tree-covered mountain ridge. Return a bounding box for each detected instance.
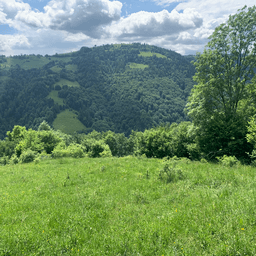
[0,43,195,139]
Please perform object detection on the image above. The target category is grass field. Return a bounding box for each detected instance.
[0,56,73,71]
[128,63,149,70]
[53,79,80,88]
[47,91,64,106]
[65,64,78,72]
[139,51,167,59]
[1,157,256,255]
[53,109,86,134]
[4,56,51,70]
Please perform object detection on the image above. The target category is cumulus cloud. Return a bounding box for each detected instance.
[109,8,202,40]
[0,0,255,56]
[13,0,123,38]
[0,34,30,54]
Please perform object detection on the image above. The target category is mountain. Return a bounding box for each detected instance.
[0,43,195,139]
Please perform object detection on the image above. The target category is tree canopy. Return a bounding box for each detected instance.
[186,5,256,160]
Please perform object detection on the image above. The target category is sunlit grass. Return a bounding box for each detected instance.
[54,78,80,88]
[53,109,86,134]
[1,157,256,255]
[128,63,149,69]
[65,64,78,72]
[139,51,167,58]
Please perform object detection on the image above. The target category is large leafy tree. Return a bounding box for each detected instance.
[186,5,256,160]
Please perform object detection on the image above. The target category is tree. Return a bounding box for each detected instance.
[186,5,256,160]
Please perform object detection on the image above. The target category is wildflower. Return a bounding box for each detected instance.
[241,228,245,230]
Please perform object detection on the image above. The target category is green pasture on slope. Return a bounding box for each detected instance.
[65,64,78,72]
[1,157,256,255]
[139,51,167,58]
[53,109,86,134]
[47,90,64,106]
[54,78,80,88]
[128,63,149,69]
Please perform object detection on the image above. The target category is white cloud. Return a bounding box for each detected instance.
[109,8,202,40]
[0,0,255,56]
[13,0,123,38]
[152,0,185,7]
[0,34,30,55]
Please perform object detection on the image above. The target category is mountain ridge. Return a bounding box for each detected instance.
[0,43,195,139]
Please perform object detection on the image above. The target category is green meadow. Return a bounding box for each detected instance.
[47,91,65,106]
[54,79,80,88]
[128,63,149,70]
[139,51,167,58]
[1,157,256,255]
[53,110,86,134]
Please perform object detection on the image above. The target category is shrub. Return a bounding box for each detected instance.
[67,144,85,158]
[217,155,240,167]
[0,156,9,165]
[10,155,19,165]
[158,162,184,183]
[104,132,134,157]
[83,139,112,158]
[19,149,37,163]
[186,143,201,160]
[52,143,85,158]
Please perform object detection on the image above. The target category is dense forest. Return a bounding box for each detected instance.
[0,43,195,139]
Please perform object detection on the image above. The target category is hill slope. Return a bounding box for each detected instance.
[0,44,195,138]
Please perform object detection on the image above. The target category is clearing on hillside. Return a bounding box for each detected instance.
[53,79,80,88]
[139,51,167,58]
[128,63,149,69]
[47,91,64,106]
[53,109,86,134]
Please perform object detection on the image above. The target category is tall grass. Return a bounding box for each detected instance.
[1,157,256,255]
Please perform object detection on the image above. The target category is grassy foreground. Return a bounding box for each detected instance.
[1,157,256,255]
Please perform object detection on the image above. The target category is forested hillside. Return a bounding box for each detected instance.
[0,43,195,139]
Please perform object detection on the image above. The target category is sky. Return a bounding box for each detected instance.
[0,0,255,56]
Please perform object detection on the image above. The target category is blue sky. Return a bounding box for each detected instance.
[0,0,255,56]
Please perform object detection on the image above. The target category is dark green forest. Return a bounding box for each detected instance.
[0,43,195,139]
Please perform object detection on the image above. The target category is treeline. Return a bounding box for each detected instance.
[0,121,195,165]
[1,119,256,165]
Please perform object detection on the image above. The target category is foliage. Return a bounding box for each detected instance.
[186,5,256,160]
[135,122,196,159]
[19,149,37,163]
[52,143,85,158]
[217,155,240,167]
[103,131,134,157]
[83,139,112,158]
[246,116,256,147]
[9,154,19,165]
[37,130,62,154]
[0,156,9,166]
[0,140,16,158]
[38,120,51,131]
